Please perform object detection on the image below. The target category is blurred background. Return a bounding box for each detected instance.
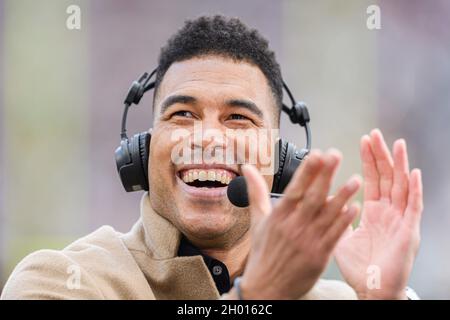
[0,0,449,298]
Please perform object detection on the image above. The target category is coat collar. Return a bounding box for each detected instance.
[121,192,220,299]
[140,191,180,259]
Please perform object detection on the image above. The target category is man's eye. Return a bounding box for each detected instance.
[229,114,248,120]
[172,110,194,118]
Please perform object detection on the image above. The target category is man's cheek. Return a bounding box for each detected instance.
[232,128,277,175]
[149,140,173,185]
[258,129,278,176]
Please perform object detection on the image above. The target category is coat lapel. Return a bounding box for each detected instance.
[122,192,220,299]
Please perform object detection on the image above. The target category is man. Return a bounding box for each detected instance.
[1,15,422,300]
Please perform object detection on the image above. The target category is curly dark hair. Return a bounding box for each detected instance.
[154,15,283,120]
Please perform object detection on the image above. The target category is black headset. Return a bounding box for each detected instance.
[115,68,312,193]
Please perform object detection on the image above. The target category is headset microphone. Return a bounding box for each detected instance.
[227,176,284,208]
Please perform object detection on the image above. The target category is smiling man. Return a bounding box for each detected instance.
[1,15,423,300]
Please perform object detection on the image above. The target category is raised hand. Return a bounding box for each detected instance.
[238,150,361,299]
[335,129,423,299]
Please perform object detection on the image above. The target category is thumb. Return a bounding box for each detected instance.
[241,164,271,227]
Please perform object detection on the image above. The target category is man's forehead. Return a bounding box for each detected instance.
[157,56,271,99]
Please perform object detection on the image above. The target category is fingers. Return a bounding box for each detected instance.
[404,169,423,230]
[275,150,324,213]
[360,135,380,201]
[327,195,349,212]
[322,203,360,250]
[242,164,271,227]
[282,149,325,201]
[370,129,394,200]
[391,139,410,212]
[294,150,342,221]
[316,175,362,232]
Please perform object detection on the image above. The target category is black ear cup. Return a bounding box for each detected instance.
[271,139,288,194]
[139,133,150,182]
[115,132,151,192]
[271,139,308,194]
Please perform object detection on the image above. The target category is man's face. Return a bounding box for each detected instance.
[148,55,277,248]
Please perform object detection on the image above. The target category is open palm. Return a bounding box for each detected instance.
[335,129,423,300]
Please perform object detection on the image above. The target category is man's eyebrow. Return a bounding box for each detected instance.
[225,99,264,119]
[160,95,197,114]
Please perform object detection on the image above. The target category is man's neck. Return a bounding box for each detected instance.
[198,232,251,282]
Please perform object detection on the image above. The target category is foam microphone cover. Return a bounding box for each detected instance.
[227,176,249,207]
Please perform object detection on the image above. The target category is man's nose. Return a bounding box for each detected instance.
[190,118,228,155]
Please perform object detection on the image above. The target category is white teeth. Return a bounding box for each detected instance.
[207,170,216,181]
[181,169,235,185]
[198,171,207,181]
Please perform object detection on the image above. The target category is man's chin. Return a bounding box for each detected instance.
[178,211,236,238]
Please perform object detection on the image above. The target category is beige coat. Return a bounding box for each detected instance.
[1,193,357,300]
